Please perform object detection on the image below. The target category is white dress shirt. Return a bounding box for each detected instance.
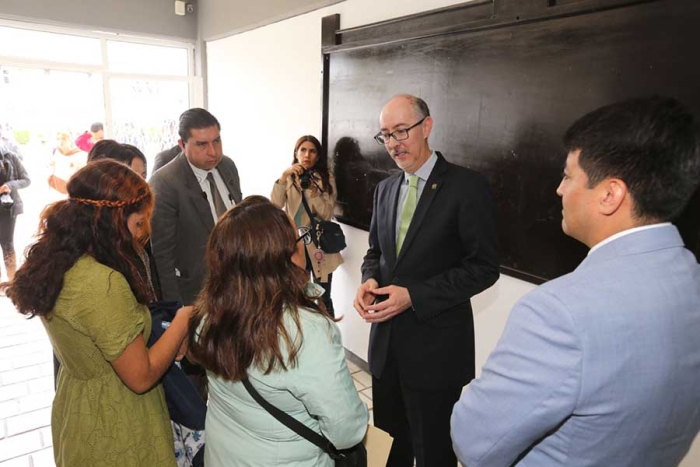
[187,161,234,223]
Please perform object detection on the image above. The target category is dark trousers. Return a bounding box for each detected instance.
[372,350,462,467]
[0,211,16,279]
[305,249,334,317]
[313,273,333,317]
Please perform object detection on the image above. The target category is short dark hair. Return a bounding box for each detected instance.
[564,96,700,221]
[90,122,103,133]
[178,108,220,142]
[87,140,147,167]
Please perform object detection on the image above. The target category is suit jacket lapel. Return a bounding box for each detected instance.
[217,160,242,204]
[178,155,215,232]
[395,152,448,266]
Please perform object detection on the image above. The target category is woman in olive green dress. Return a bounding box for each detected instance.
[7,159,193,467]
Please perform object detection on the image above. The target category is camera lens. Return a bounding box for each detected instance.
[299,171,311,189]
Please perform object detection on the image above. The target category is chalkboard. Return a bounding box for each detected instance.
[324,0,700,283]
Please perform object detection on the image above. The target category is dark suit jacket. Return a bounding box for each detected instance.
[361,152,499,390]
[151,145,181,174]
[149,153,242,305]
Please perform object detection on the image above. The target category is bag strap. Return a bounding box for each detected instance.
[299,191,321,248]
[299,190,316,225]
[241,377,342,459]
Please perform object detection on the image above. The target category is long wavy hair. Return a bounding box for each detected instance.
[292,135,333,195]
[8,159,155,317]
[189,196,327,381]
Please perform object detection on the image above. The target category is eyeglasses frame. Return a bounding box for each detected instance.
[373,117,427,145]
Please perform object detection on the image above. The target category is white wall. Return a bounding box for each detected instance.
[206,3,700,465]
[206,0,529,372]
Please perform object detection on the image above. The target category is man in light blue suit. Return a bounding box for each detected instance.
[451,96,700,467]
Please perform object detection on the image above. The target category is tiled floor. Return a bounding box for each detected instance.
[346,359,374,425]
[0,294,375,467]
[0,296,55,467]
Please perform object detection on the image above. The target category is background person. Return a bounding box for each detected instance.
[271,135,341,316]
[75,121,104,152]
[0,122,24,160]
[189,196,368,467]
[88,139,148,179]
[7,160,193,466]
[149,108,242,307]
[49,131,87,196]
[451,96,700,467]
[152,144,181,174]
[0,147,30,280]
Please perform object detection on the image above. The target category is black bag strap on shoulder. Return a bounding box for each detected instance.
[299,191,321,247]
[299,191,316,224]
[241,377,343,460]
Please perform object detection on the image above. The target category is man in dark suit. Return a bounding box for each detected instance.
[354,94,499,466]
[151,144,180,174]
[150,108,242,306]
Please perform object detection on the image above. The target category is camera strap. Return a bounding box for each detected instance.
[299,192,321,249]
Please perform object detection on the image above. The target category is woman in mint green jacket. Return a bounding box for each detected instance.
[189,196,368,467]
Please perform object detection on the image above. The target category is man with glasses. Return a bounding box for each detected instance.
[354,94,499,466]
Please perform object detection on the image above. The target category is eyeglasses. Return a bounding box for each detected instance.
[373,117,427,145]
[296,227,312,245]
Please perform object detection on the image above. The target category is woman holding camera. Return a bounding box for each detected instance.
[0,147,29,280]
[271,136,341,316]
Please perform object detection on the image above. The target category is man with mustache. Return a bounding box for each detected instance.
[354,94,500,466]
[150,108,242,306]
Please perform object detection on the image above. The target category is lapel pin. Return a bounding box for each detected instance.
[431,183,438,190]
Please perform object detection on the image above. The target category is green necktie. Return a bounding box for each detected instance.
[396,174,419,255]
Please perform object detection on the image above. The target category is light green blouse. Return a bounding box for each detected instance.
[204,301,369,467]
[43,256,175,467]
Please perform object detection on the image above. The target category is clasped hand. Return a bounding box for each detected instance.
[353,279,412,323]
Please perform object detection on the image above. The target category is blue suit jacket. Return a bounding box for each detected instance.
[451,225,700,466]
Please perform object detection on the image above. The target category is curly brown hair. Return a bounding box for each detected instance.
[189,195,329,381]
[7,159,155,317]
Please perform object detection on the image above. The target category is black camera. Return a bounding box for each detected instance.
[0,193,13,209]
[298,169,314,190]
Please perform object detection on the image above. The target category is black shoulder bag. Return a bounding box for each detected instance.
[300,191,346,254]
[242,378,366,467]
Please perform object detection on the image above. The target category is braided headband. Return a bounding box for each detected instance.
[69,191,149,208]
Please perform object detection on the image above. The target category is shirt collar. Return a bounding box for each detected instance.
[588,222,672,256]
[404,151,437,183]
[187,159,215,182]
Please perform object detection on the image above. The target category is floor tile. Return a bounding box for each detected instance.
[345,360,362,374]
[352,370,372,389]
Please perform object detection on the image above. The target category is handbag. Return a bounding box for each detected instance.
[300,191,347,254]
[147,300,207,431]
[242,378,367,467]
